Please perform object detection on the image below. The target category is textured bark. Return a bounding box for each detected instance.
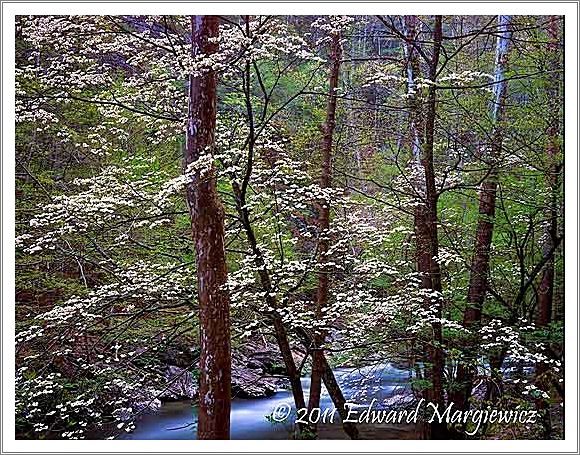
[272,317,307,413]
[402,16,446,437]
[537,240,556,326]
[454,15,512,413]
[422,15,445,412]
[464,177,499,325]
[186,15,232,440]
[535,15,561,438]
[536,15,560,329]
[463,14,512,325]
[308,30,342,433]
[320,354,359,440]
[420,20,449,441]
[402,16,433,332]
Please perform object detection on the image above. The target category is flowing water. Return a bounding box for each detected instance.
[124,363,414,440]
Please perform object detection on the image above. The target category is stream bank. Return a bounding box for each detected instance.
[124,363,417,440]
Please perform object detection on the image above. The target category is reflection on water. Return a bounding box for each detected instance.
[124,363,413,440]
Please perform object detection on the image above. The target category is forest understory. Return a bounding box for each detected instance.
[14,14,564,441]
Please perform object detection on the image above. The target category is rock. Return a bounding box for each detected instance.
[158,365,198,401]
[230,340,306,398]
[381,390,415,408]
[247,349,287,374]
[154,339,303,400]
[159,342,197,369]
[232,352,278,398]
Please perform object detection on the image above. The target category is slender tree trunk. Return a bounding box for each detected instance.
[535,15,561,438]
[454,15,512,413]
[402,15,423,167]
[463,14,512,326]
[536,15,560,330]
[239,194,307,415]
[402,16,432,322]
[401,15,446,438]
[231,15,308,432]
[233,175,359,439]
[421,16,446,435]
[320,353,359,439]
[272,317,307,413]
[186,15,231,440]
[228,17,355,439]
[295,327,359,439]
[308,29,342,434]
[232,181,358,439]
[231,180,307,426]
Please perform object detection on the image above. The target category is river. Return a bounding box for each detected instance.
[123,362,414,440]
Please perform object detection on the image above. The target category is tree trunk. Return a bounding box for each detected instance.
[308,29,342,434]
[272,317,308,413]
[228,17,355,440]
[186,15,232,440]
[421,16,446,437]
[231,182,359,439]
[234,187,306,391]
[295,327,359,439]
[536,15,560,329]
[535,15,561,438]
[402,15,423,166]
[231,179,308,432]
[228,15,308,436]
[454,15,512,413]
[320,353,359,440]
[402,12,437,398]
[401,15,446,438]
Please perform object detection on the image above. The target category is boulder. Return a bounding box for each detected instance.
[159,343,197,369]
[156,340,303,400]
[231,352,278,398]
[159,365,198,401]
